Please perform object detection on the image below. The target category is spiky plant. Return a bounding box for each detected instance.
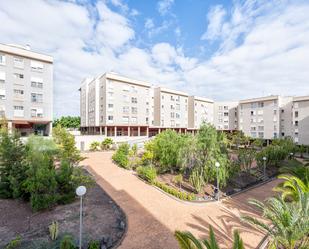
[174,226,244,249]
[274,175,309,201]
[242,188,309,249]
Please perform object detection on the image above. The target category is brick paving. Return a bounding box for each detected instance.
[82,151,280,249]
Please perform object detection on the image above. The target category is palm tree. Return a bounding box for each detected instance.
[242,188,309,249]
[274,175,309,201]
[174,226,244,249]
[279,164,309,184]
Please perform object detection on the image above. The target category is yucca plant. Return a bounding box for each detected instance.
[174,226,244,249]
[274,175,309,201]
[242,188,309,249]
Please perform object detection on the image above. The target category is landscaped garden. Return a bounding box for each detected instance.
[112,123,306,202]
[0,123,126,249]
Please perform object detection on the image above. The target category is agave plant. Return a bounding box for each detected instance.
[242,188,309,249]
[174,226,244,249]
[274,175,309,201]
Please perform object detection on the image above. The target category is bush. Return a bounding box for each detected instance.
[90,141,100,151]
[60,235,76,249]
[100,138,113,150]
[0,129,27,199]
[88,240,100,249]
[112,143,130,169]
[5,235,21,249]
[153,180,196,201]
[136,166,157,183]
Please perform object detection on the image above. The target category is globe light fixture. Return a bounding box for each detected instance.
[76,186,87,249]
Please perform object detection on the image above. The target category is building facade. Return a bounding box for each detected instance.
[214,101,238,131]
[80,72,309,145]
[0,43,53,136]
[292,96,309,145]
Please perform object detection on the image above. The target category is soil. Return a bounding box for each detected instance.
[0,177,126,249]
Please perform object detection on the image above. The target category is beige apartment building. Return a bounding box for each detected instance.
[292,96,309,145]
[188,96,214,129]
[214,101,238,131]
[238,95,293,140]
[0,43,53,136]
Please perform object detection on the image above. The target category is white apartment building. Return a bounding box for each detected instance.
[292,96,309,145]
[188,96,214,129]
[214,102,238,131]
[153,87,189,130]
[0,43,53,136]
[80,73,152,136]
[238,96,293,140]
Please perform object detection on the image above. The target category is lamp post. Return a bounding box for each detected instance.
[290,152,294,160]
[76,186,87,249]
[262,157,267,179]
[215,162,220,201]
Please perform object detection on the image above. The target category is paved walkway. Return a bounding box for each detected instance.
[82,152,280,249]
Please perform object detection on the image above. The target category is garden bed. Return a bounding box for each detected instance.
[0,179,126,249]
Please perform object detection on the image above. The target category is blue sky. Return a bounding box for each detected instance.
[0,0,309,117]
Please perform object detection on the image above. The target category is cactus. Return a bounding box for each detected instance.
[49,221,59,241]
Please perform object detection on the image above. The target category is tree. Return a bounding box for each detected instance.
[174,226,244,249]
[53,116,80,129]
[273,175,309,202]
[0,129,27,199]
[100,138,113,150]
[89,141,100,151]
[242,188,309,249]
[53,125,82,164]
[237,148,256,173]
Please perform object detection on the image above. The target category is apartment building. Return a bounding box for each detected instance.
[188,96,214,129]
[0,43,53,136]
[238,96,293,140]
[80,73,152,136]
[214,102,238,131]
[153,87,189,130]
[292,96,309,145]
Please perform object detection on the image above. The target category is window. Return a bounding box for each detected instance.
[14,89,24,96]
[0,106,5,117]
[295,111,299,118]
[14,57,24,68]
[108,92,114,99]
[170,112,175,118]
[294,102,299,109]
[176,113,180,119]
[258,102,264,108]
[14,106,24,110]
[123,106,129,113]
[31,93,43,103]
[0,54,5,65]
[0,71,5,83]
[31,60,44,71]
[31,108,43,118]
[131,97,137,104]
[132,117,137,123]
[145,117,148,124]
[224,112,229,116]
[13,73,24,79]
[258,132,264,138]
[176,104,180,110]
[170,95,174,101]
[131,107,138,114]
[123,95,129,102]
[295,121,298,126]
[0,89,5,99]
[146,108,149,114]
[131,86,137,93]
[171,105,174,110]
[108,103,113,108]
[108,115,113,123]
[13,106,24,117]
[31,77,43,88]
[224,106,228,110]
[251,132,257,138]
[122,116,129,124]
[257,110,263,115]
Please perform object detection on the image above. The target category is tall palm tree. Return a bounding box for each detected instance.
[174,226,244,249]
[242,188,309,249]
[274,175,309,201]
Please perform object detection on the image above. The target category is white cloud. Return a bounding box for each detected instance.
[201,5,226,41]
[157,0,174,15]
[144,18,154,29]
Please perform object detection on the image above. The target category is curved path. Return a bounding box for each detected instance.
[82,152,280,249]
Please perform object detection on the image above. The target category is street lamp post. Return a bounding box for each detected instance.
[76,186,87,249]
[263,156,267,179]
[290,152,294,160]
[215,162,220,201]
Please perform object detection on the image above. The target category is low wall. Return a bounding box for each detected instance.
[74,135,149,151]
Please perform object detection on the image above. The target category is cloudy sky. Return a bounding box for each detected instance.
[1,0,309,117]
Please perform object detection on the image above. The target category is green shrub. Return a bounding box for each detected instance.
[87,240,100,249]
[0,129,27,199]
[89,141,100,151]
[100,138,113,150]
[173,174,183,188]
[5,235,21,249]
[112,143,130,169]
[153,180,196,201]
[137,166,157,183]
[60,235,76,249]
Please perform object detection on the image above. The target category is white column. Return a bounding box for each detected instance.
[105,126,107,136]
[99,126,102,135]
[158,128,161,134]
[138,126,141,136]
[128,126,130,137]
[146,127,149,137]
[114,126,117,137]
[8,121,13,134]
